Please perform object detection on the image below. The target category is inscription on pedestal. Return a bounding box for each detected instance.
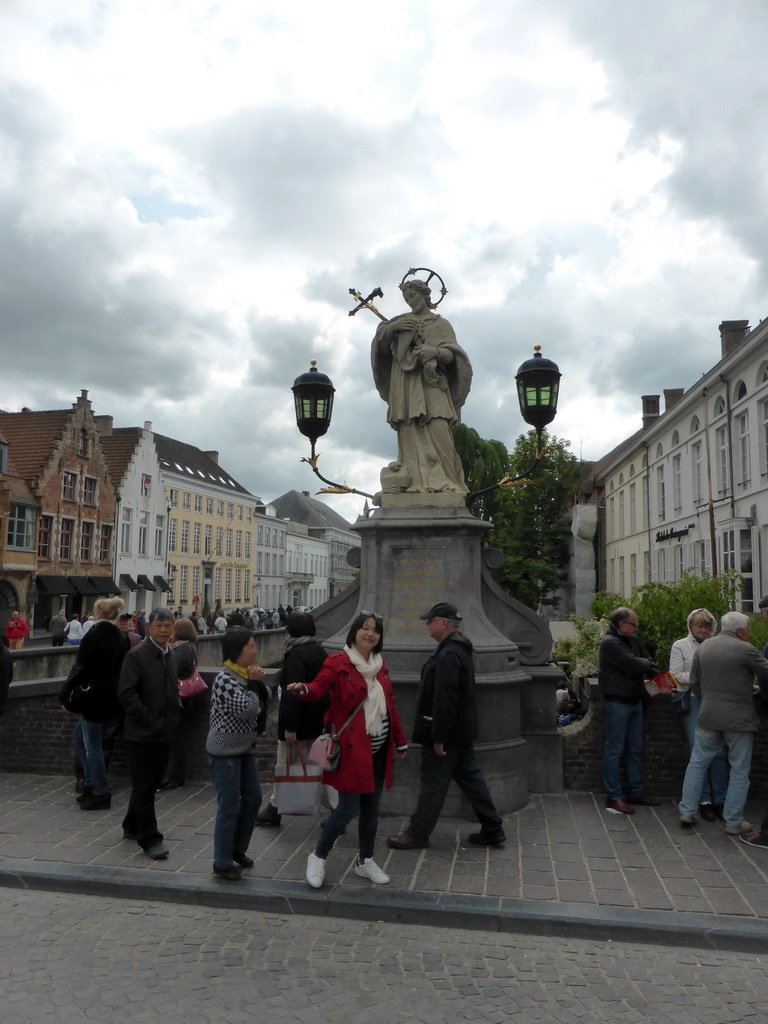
[391,545,447,638]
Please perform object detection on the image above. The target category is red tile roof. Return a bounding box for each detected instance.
[0,409,71,481]
[100,429,142,490]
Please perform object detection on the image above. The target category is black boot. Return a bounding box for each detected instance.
[256,803,282,827]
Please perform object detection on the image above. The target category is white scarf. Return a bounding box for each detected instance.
[345,644,387,736]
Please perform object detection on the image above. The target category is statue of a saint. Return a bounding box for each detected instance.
[371,278,472,494]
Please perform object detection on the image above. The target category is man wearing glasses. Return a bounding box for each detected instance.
[599,607,661,815]
[387,601,505,850]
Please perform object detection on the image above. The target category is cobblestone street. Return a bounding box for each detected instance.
[2,889,767,1024]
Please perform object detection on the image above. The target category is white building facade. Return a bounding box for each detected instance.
[98,421,169,613]
[600,319,768,611]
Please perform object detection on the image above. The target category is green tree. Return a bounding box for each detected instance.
[591,570,744,668]
[464,429,581,610]
[453,424,508,521]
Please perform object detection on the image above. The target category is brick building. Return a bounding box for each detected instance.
[0,390,119,631]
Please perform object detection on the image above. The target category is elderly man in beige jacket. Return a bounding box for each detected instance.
[678,611,768,835]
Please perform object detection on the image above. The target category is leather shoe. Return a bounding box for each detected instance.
[387,831,429,850]
[213,864,243,881]
[468,829,506,846]
[699,803,716,822]
[233,852,254,868]
[627,795,661,806]
[605,798,635,815]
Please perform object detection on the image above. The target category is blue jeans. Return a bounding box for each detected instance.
[208,753,262,870]
[679,693,728,805]
[315,747,386,862]
[73,718,110,797]
[602,698,644,800]
[679,727,754,829]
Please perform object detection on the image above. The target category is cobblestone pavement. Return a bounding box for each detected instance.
[1,888,767,1024]
[3,773,768,921]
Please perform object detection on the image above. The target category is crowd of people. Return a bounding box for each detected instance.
[46,596,504,884]
[598,602,768,850]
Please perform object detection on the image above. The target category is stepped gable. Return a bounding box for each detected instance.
[100,427,143,490]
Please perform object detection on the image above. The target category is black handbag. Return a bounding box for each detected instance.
[58,662,93,715]
[671,689,690,716]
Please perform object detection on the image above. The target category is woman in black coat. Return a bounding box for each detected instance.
[72,597,130,810]
[159,617,202,790]
[257,611,333,826]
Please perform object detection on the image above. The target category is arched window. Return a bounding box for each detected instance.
[735,380,747,401]
[690,416,700,433]
[656,443,663,459]
[619,473,624,485]
[629,464,635,476]
[672,430,680,447]
[714,397,726,417]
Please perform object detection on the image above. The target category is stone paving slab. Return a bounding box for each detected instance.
[2,773,768,950]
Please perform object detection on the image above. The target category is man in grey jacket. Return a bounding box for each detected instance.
[679,611,768,835]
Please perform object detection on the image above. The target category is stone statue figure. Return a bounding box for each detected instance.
[371,278,472,495]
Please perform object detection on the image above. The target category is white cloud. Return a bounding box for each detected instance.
[1,0,767,525]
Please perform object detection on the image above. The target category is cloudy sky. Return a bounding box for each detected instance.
[2,0,767,521]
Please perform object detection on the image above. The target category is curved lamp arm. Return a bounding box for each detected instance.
[466,431,545,507]
[301,440,375,500]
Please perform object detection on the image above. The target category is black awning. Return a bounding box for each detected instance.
[69,576,100,596]
[137,574,157,591]
[90,576,120,595]
[153,575,171,592]
[120,574,141,592]
[35,575,77,595]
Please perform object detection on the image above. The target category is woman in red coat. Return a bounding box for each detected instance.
[288,611,407,889]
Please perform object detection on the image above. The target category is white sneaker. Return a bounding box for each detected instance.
[306,851,325,888]
[354,857,390,885]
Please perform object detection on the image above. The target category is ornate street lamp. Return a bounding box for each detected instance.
[292,360,374,499]
[466,344,561,505]
[516,344,561,434]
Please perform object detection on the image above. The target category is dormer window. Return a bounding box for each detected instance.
[0,442,7,474]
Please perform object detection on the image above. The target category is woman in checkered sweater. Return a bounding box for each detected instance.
[206,628,269,880]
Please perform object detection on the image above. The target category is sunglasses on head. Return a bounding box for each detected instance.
[361,609,384,622]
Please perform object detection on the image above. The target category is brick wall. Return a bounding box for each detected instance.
[0,678,281,785]
[563,693,768,802]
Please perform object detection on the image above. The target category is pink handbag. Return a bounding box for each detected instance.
[308,698,366,773]
[178,666,207,698]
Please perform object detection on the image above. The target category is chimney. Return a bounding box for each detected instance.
[641,395,660,430]
[719,320,750,357]
[664,388,684,412]
[203,450,219,464]
[93,414,113,436]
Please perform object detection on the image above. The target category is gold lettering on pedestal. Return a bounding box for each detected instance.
[391,546,447,636]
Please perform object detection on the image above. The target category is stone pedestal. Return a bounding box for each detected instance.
[312,505,563,816]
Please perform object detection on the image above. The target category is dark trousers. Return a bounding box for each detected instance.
[122,741,170,850]
[408,743,503,842]
[51,636,65,647]
[316,747,386,862]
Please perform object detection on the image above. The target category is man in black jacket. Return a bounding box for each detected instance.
[117,608,179,859]
[387,601,505,850]
[599,606,661,815]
